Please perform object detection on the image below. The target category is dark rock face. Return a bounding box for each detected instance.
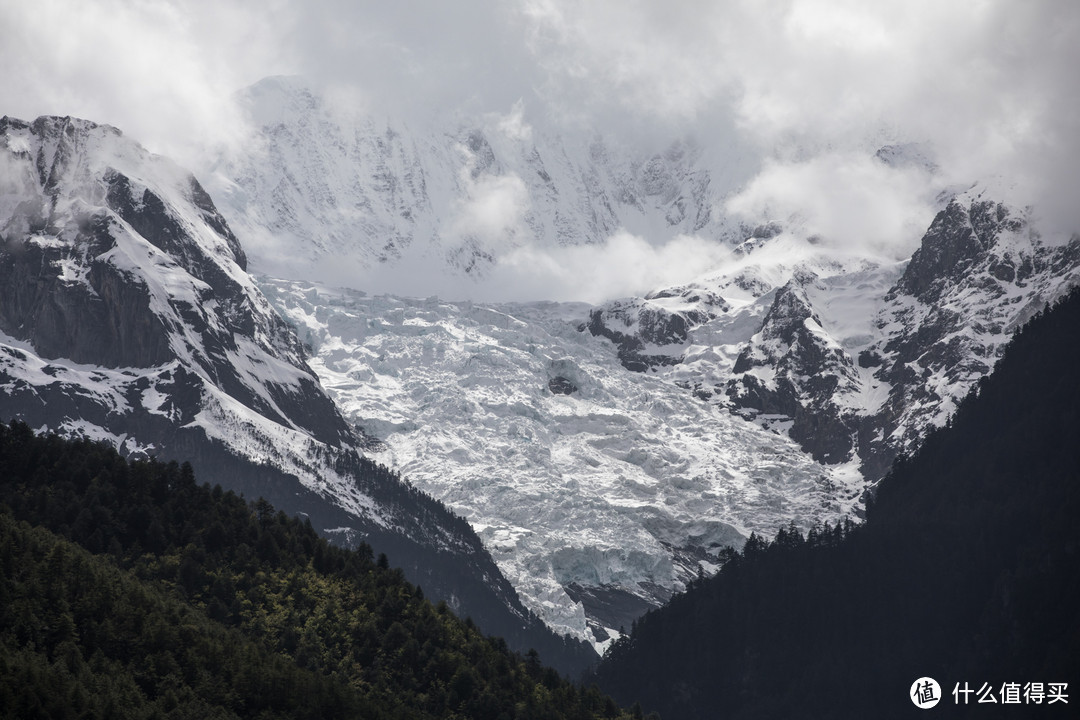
[103,170,246,288]
[586,307,682,372]
[859,199,1080,479]
[726,281,860,464]
[748,221,783,240]
[585,289,725,372]
[720,195,1080,479]
[892,199,1018,301]
[0,216,173,369]
[1,117,174,370]
[0,114,352,449]
[1,115,598,673]
[548,376,578,395]
[858,350,883,368]
[563,583,657,640]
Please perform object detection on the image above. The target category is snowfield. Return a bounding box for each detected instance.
[8,103,1079,654]
[261,276,869,648]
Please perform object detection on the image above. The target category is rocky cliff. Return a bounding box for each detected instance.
[0,115,595,673]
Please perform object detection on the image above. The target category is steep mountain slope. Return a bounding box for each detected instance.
[0,422,636,719]
[262,280,864,649]
[0,115,593,672]
[262,194,1080,649]
[207,76,751,280]
[591,287,1080,719]
[215,84,1080,648]
[593,189,1080,477]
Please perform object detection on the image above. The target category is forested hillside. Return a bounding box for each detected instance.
[0,423,637,719]
[592,288,1080,719]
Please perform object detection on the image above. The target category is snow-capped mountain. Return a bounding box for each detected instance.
[0,114,595,671]
[255,193,1080,650]
[206,76,752,281]
[723,190,1080,478]
[8,87,1077,656]
[190,79,1080,649]
[588,189,1080,475]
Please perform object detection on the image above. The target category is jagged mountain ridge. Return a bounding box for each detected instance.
[9,93,1077,659]
[591,190,1080,476]
[198,80,1080,649]
[0,115,594,672]
[588,286,1080,720]
[207,75,751,280]
[262,189,1080,650]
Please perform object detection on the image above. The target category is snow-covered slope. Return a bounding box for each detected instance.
[15,85,1072,655]
[258,186,1080,650]
[197,79,1080,649]
[723,190,1080,479]
[0,115,596,672]
[261,279,866,649]
[207,76,751,281]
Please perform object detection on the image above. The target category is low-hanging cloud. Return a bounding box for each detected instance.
[448,143,532,256]
[3,0,1078,301]
[519,0,1080,238]
[331,231,736,305]
[0,0,308,172]
[485,232,736,304]
[725,153,940,261]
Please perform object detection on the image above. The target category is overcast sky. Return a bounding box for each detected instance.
[3,0,1078,299]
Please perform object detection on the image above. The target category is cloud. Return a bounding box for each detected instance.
[449,171,532,253]
[491,100,533,144]
[3,0,1078,300]
[485,232,736,303]
[0,0,290,167]
[6,1,1077,177]
[725,153,939,260]
[447,130,533,255]
[519,0,1080,231]
[330,231,736,304]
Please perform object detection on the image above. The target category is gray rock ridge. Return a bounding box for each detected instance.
[0,114,595,672]
[726,278,861,464]
[585,191,1080,483]
[210,76,748,279]
[862,198,1080,478]
[585,289,728,372]
[730,194,1080,479]
[0,114,349,446]
[892,198,1022,301]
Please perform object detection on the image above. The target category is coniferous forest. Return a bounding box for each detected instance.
[590,288,1080,718]
[0,422,639,720]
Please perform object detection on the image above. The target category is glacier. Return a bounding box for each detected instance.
[259,262,877,648]
[0,114,599,671]
[197,78,1080,650]
[8,77,1077,655]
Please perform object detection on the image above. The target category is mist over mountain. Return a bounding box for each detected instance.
[4,89,1079,653]
[2,2,1079,705]
[204,74,756,303]
[251,154,1079,647]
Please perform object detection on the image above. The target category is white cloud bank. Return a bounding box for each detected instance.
[3,0,1078,300]
[726,153,940,261]
[332,231,737,305]
[520,0,1080,230]
[487,232,737,304]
